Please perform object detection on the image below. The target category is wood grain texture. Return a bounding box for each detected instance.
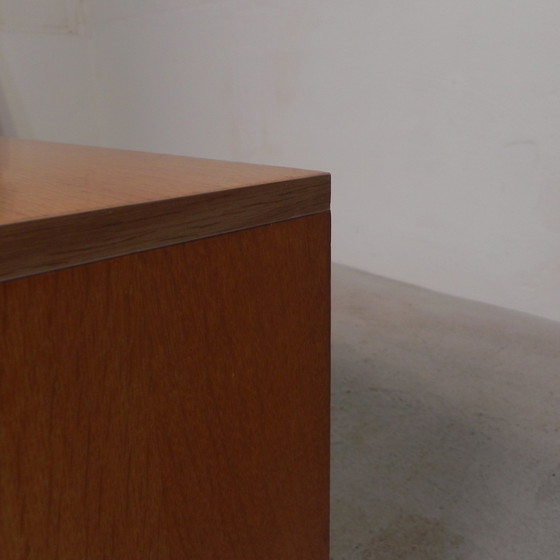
[0,213,331,560]
[0,138,330,282]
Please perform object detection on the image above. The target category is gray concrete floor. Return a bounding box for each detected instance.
[331,264,560,560]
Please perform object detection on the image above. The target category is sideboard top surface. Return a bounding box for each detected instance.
[0,138,330,281]
[0,138,329,226]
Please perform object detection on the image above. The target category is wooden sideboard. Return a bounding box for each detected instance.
[0,139,331,559]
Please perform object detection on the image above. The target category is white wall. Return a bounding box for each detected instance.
[0,0,98,144]
[5,0,560,323]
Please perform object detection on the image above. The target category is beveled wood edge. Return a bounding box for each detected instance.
[0,175,330,283]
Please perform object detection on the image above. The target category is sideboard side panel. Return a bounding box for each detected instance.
[0,212,330,560]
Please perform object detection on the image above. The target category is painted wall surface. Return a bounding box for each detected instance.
[0,0,98,144]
